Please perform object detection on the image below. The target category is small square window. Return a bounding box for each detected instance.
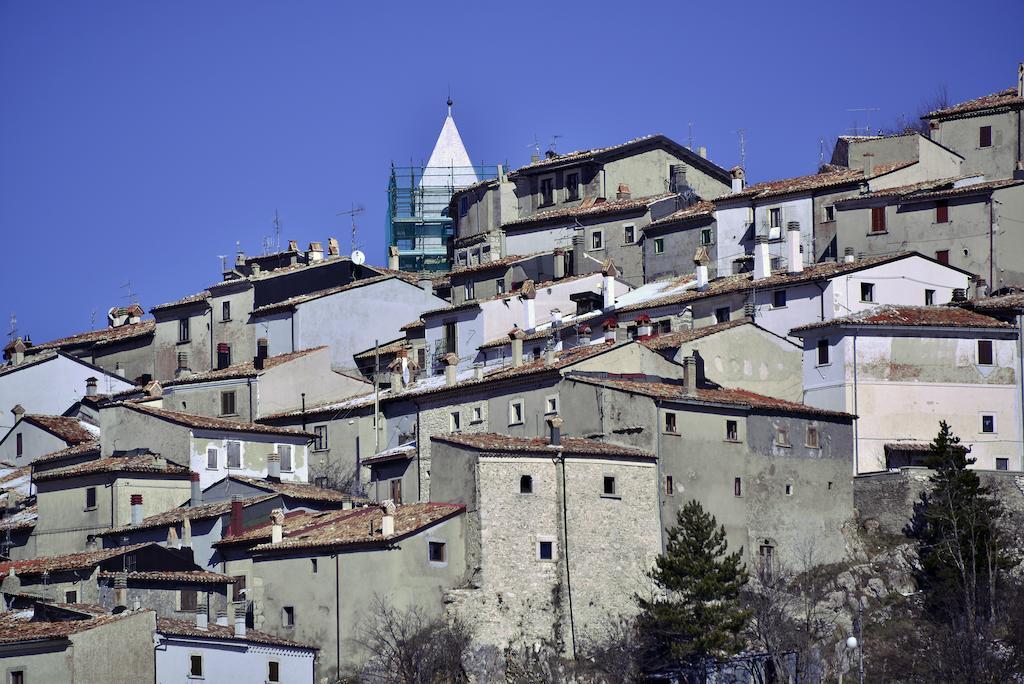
[282,606,295,628]
[654,238,665,254]
[449,411,461,433]
[10,671,25,684]
[85,487,97,510]
[268,661,281,683]
[537,539,555,561]
[860,282,875,303]
[545,395,558,414]
[772,290,787,308]
[602,476,617,497]
[591,230,604,250]
[726,420,739,442]
[180,589,198,612]
[816,339,830,365]
[977,340,994,366]
[665,475,674,496]
[664,411,678,434]
[776,427,791,447]
[428,541,447,563]
[996,458,1009,471]
[981,415,996,434]
[65,590,77,603]
[936,249,950,265]
[785,484,793,496]
[190,654,203,677]
[925,289,936,306]
[623,225,636,244]
[471,406,483,423]
[734,477,742,497]
[806,426,820,448]
[715,306,730,324]
[520,475,533,494]
[823,204,835,222]
[509,400,524,425]
[700,227,713,246]
[206,447,218,470]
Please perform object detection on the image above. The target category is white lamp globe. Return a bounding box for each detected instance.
[846,636,859,650]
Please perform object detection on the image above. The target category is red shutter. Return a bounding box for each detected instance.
[936,201,948,224]
[979,126,992,148]
[871,207,886,233]
[936,250,949,265]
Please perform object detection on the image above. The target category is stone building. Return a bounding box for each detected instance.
[639,200,717,281]
[793,304,1021,473]
[0,413,98,466]
[430,432,661,658]
[560,366,856,567]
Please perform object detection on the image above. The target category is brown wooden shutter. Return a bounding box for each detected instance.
[935,201,948,223]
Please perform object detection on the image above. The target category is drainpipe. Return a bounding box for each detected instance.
[247,379,254,422]
[415,406,422,502]
[209,307,214,370]
[290,313,296,354]
[554,451,577,659]
[300,393,306,431]
[654,399,666,553]
[852,332,860,476]
[1018,314,1024,468]
[813,281,828,322]
[989,197,995,293]
[335,553,341,676]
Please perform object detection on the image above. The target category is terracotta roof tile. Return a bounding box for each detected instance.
[32,454,191,482]
[352,338,408,361]
[150,291,211,312]
[32,440,101,466]
[836,176,1022,204]
[157,617,318,649]
[639,318,752,350]
[249,275,407,316]
[98,495,278,536]
[0,543,153,576]
[27,320,155,352]
[0,611,143,644]
[431,433,654,459]
[20,415,98,446]
[503,193,677,229]
[720,169,864,201]
[421,271,601,318]
[112,402,315,438]
[790,305,1014,334]
[644,200,716,230]
[926,88,1024,119]
[226,475,366,503]
[163,347,327,386]
[97,570,233,584]
[963,292,1024,313]
[0,504,37,532]
[448,252,547,277]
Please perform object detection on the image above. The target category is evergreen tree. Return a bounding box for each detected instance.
[637,500,749,678]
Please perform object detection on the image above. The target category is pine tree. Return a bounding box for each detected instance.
[637,499,749,678]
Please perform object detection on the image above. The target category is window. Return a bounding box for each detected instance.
[443,322,457,355]
[10,672,24,684]
[935,200,949,224]
[715,306,730,324]
[806,426,820,448]
[823,204,835,222]
[463,280,475,301]
[734,477,742,497]
[389,478,403,504]
[772,290,787,308]
[545,395,559,414]
[591,230,604,250]
[65,590,77,603]
[664,411,678,434]
[768,207,782,230]
[459,196,469,217]
[860,282,875,302]
[540,177,554,205]
[759,544,775,580]
[565,172,580,201]
[602,475,617,497]
[996,458,1009,471]
[925,289,936,306]
[496,279,505,295]
[654,238,665,254]
[471,405,483,423]
[85,487,97,510]
[726,420,739,442]
[665,475,674,496]
[226,441,241,469]
[179,589,198,612]
[282,606,295,628]
[15,433,22,457]
[268,661,281,683]
[428,541,447,563]
[449,411,461,432]
[313,425,328,451]
[623,225,636,244]
[537,539,555,561]
[981,414,996,434]
[785,484,793,496]
[189,654,203,678]
[206,447,218,470]
[220,390,237,416]
[870,207,886,233]
[221,301,231,321]
[232,575,246,601]
[977,340,994,366]
[520,475,533,494]
[816,339,830,365]
[309,558,317,574]
[936,249,950,265]
[979,125,992,148]
[776,426,791,447]
[700,227,713,246]
[178,318,190,343]
[509,399,524,425]
[279,444,293,471]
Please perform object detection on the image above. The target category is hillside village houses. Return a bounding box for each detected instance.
[2,67,1024,681]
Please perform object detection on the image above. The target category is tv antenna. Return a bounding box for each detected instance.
[688,122,694,150]
[819,138,826,165]
[736,129,746,168]
[548,135,562,155]
[336,203,366,256]
[7,313,16,341]
[527,135,541,162]
[217,255,228,272]
[120,281,137,304]
[846,108,880,136]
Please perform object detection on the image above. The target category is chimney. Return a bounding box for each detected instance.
[307,242,324,262]
[85,377,98,397]
[951,288,967,303]
[603,319,617,344]
[550,309,563,329]
[254,338,269,370]
[380,500,396,537]
[1018,62,1023,98]
[637,315,653,338]
[548,415,563,447]
[786,221,803,274]
[182,516,192,548]
[976,278,989,298]
[670,164,689,193]
[443,353,459,386]
[545,342,556,366]
[844,247,855,263]
[216,610,228,627]
[578,326,592,346]
[130,494,144,526]
[235,250,245,268]
[390,365,404,393]
[190,472,202,507]
[520,280,537,330]
[698,146,707,159]
[695,261,709,290]
[616,183,631,200]
[553,249,566,280]
[287,239,298,252]
[267,453,281,481]
[7,339,25,366]
[743,302,756,319]
[113,573,128,612]
[270,508,284,544]
[754,235,771,280]
[233,602,247,638]
[10,405,24,423]
[388,246,400,271]
[229,496,243,536]
[327,237,340,258]
[509,328,526,367]
[731,166,745,193]
[167,525,180,549]
[473,362,484,381]
[250,263,261,276]
[196,607,208,631]
[683,355,698,396]
[602,260,618,309]
[863,152,874,177]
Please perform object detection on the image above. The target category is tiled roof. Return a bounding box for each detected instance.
[0,464,32,498]
[0,350,58,378]
[98,495,278,536]
[27,320,155,352]
[163,347,327,386]
[837,176,1022,204]
[0,611,142,644]
[361,442,416,465]
[248,502,464,554]
[926,88,1024,119]
[639,318,753,351]
[97,570,233,584]
[20,415,98,445]
[33,454,191,482]
[249,275,406,316]
[644,201,716,230]
[32,440,100,466]
[150,290,211,312]
[0,543,153,576]
[963,292,1024,313]
[568,375,853,419]
[157,618,318,649]
[448,252,546,278]
[432,433,654,459]
[790,305,1014,334]
[226,475,365,503]
[400,319,424,331]
[353,338,408,361]
[421,272,601,318]
[502,193,677,229]
[0,504,37,532]
[112,402,315,438]
[720,168,865,201]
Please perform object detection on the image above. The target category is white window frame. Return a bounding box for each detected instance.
[654,237,665,254]
[663,410,678,434]
[536,535,557,562]
[539,175,556,206]
[601,474,619,499]
[823,204,836,223]
[623,223,636,245]
[312,425,329,451]
[564,170,581,202]
[700,227,713,246]
[775,426,791,447]
[995,457,1009,471]
[806,425,820,449]
[977,340,994,366]
[508,399,524,426]
[449,411,461,433]
[427,537,448,567]
[470,405,483,424]
[188,652,204,679]
[464,281,474,301]
[544,394,559,415]
[591,229,604,251]
[980,413,997,434]
[860,282,875,303]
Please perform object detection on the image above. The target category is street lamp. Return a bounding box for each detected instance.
[847,608,865,684]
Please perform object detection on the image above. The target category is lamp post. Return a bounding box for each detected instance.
[846,604,865,684]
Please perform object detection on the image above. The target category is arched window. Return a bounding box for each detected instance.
[520,475,533,494]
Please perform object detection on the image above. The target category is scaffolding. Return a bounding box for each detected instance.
[386,163,501,274]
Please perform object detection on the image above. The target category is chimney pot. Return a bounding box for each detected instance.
[844,247,856,263]
[683,355,698,396]
[753,235,771,280]
[195,609,208,631]
[229,496,243,536]
[472,363,484,381]
[130,494,144,526]
[509,328,526,368]
[190,472,202,507]
[85,377,98,397]
[270,508,284,544]
[786,221,804,274]
[616,183,631,200]
[698,146,707,159]
[388,246,400,271]
[443,353,459,386]
[327,237,340,257]
[216,610,228,627]
[548,415,563,446]
[10,404,24,422]
[267,453,281,481]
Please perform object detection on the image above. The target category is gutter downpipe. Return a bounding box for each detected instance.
[335,553,341,678]
[654,399,667,553]
[813,280,828,321]
[209,307,214,370]
[1018,314,1024,467]
[247,379,254,422]
[989,197,995,294]
[416,405,422,502]
[852,330,860,476]
[555,450,577,660]
[300,393,306,431]
[290,310,296,353]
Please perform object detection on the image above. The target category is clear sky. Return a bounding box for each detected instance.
[1,0,1021,343]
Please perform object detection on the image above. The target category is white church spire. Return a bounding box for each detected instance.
[421,98,478,191]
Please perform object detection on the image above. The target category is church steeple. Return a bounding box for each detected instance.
[421,96,478,190]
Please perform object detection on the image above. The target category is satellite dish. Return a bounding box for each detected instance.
[350,250,366,265]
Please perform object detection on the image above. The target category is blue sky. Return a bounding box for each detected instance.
[1,0,1021,343]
